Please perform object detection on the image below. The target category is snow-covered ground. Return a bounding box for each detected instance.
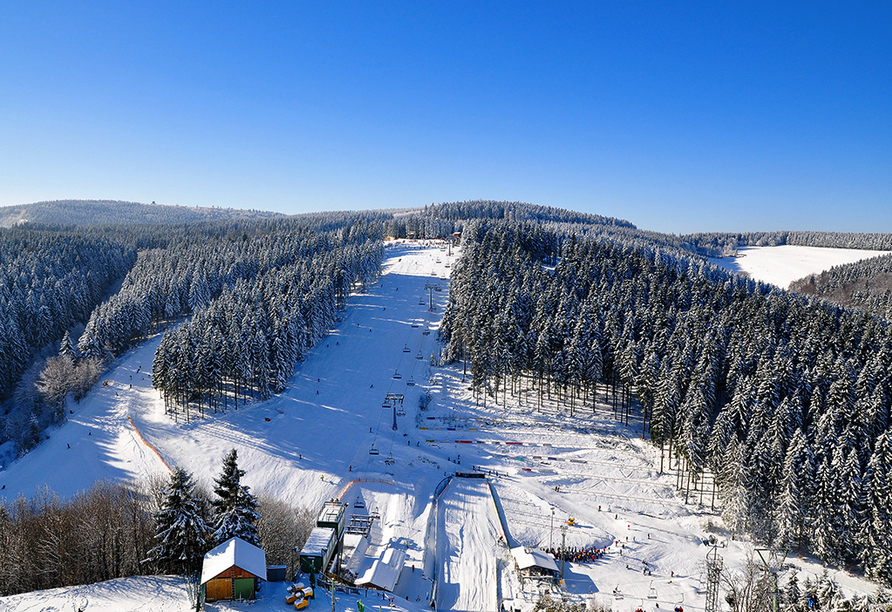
[708,245,889,289]
[0,241,879,612]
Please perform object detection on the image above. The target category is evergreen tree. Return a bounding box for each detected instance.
[862,432,892,585]
[211,449,260,547]
[59,330,78,361]
[147,467,209,575]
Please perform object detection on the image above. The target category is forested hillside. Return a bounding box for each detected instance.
[0,212,388,457]
[440,219,892,583]
[686,230,892,257]
[4,199,892,589]
[0,200,282,227]
[790,253,892,321]
[0,228,136,451]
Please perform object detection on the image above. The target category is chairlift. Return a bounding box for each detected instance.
[419,300,426,305]
[674,594,685,612]
[612,586,623,600]
[435,285,442,291]
[368,446,380,456]
[393,370,402,379]
[354,498,366,509]
[403,344,411,353]
[411,322,419,328]
[385,453,395,466]
[647,582,658,599]
[416,351,423,360]
[397,407,406,417]
[406,376,416,387]
[422,329,430,336]
[382,398,391,408]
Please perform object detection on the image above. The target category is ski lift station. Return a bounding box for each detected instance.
[299,527,337,574]
[298,501,347,574]
[316,500,347,540]
[510,546,559,587]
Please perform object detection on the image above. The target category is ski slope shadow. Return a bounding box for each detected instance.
[436,478,500,612]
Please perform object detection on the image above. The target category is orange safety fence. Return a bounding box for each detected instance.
[127,416,172,472]
[336,477,396,499]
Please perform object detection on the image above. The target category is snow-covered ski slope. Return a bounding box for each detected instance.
[708,245,889,289]
[437,478,500,612]
[0,241,878,611]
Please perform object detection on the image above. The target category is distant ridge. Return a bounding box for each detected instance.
[0,199,284,227]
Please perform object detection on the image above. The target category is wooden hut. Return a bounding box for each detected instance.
[201,537,267,602]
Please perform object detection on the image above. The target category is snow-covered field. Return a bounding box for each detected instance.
[0,241,878,612]
[708,245,889,289]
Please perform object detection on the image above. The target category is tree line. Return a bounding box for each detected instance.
[440,219,892,585]
[0,449,313,597]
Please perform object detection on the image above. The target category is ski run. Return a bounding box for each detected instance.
[0,241,878,612]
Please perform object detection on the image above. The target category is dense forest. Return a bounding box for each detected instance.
[685,230,892,257]
[440,219,892,584]
[0,229,136,452]
[3,200,892,594]
[789,253,892,321]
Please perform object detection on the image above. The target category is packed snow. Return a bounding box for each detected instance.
[0,241,879,612]
[708,245,889,289]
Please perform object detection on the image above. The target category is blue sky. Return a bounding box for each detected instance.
[1,2,889,234]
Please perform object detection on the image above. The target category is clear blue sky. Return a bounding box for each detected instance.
[1,2,889,234]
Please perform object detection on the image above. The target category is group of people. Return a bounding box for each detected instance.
[544,544,607,563]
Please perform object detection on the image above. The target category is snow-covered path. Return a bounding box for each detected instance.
[437,478,501,612]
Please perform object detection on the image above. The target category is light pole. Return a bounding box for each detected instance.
[549,508,555,551]
[560,523,567,584]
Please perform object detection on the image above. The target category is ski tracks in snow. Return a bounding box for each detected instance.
[436,478,500,612]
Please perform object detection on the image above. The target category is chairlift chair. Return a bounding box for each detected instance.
[422,329,430,336]
[385,453,395,465]
[406,376,415,387]
[648,582,658,599]
[403,344,411,352]
[393,370,402,379]
[416,351,423,360]
[419,300,426,305]
[369,446,380,456]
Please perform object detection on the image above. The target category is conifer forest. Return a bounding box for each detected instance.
[1,200,892,599]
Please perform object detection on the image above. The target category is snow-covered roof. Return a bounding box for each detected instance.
[200,537,267,585]
[355,546,406,591]
[510,547,558,573]
[300,527,335,556]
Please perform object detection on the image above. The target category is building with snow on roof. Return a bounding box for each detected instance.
[510,546,559,586]
[201,537,267,602]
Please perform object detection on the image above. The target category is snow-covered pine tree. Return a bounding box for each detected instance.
[147,467,209,575]
[861,431,892,585]
[60,330,78,361]
[211,449,260,547]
